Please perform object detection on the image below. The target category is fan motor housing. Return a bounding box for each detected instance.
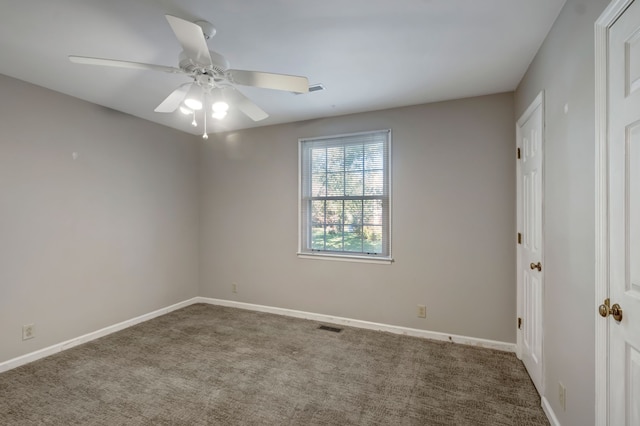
[195,73,217,88]
[178,50,229,75]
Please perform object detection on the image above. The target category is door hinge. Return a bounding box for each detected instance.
[517,147,521,159]
[518,317,523,329]
[517,232,522,244]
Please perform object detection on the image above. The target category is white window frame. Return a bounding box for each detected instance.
[297,129,393,264]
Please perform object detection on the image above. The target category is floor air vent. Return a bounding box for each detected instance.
[318,325,343,333]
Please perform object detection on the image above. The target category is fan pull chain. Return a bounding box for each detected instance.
[191,111,197,127]
[202,110,208,139]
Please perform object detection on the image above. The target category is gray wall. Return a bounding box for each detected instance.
[200,93,516,343]
[0,74,200,363]
[515,0,609,424]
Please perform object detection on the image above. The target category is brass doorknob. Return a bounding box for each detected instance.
[599,298,623,322]
[530,262,542,271]
[598,303,609,317]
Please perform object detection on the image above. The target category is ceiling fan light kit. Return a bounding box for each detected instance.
[183,83,204,110]
[69,14,309,138]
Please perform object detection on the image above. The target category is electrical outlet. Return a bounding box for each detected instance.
[232,283,237,293]
[558,382,566,411]
[22,324,35,340]
[417,305,427,318]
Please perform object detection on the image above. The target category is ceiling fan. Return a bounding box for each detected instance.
[69,15,309,138]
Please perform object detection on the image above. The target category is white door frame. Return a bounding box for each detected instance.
[516,91,545,393]
[595,0,635,424]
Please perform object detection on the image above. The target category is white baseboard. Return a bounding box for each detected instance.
[195,297,516,353]
[1,296,516,374]
[0,297,198,374]
[542,396,561,426]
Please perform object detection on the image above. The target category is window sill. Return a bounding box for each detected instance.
[297,252,394,265]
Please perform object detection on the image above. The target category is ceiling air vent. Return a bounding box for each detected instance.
[309,83,325,92]
[296,83,325,94]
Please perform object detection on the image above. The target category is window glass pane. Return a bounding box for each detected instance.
[311,225,325,250]
[325,225,344,251]
[311,200,325,224]
[365,142,384,170]
[344,200,362,225]
[363,226,383,253]
[312,148,327,173]
[326,200,343,225]
[327,146,344,172]
[363,200,383,225]
[345,172,363,196]
[364,170,383,195]
[327,172,344,196]
[312,173,326,197]
[343,228,363,252]
[345,144,364,171]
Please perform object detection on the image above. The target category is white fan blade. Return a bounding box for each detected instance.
[154,83,191,112]
[228,70,309,93]
[165,15,212,67]
[223,88,269,121]
[69,56,183,74]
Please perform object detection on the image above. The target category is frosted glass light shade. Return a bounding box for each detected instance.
[212,110,227,120]
[184,98,202,110]
[183,84,203,110]
[212,101,229,113]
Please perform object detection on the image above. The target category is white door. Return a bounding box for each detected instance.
[516,93,544,395]
[609,2,640,424]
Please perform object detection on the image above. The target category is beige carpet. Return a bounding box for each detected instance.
[0,304,549,425]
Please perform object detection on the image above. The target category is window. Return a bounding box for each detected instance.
[298,130,391,262]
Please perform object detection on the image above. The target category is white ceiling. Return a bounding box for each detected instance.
[0,0,565,135]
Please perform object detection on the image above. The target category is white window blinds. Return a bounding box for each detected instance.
[299,129,391,259]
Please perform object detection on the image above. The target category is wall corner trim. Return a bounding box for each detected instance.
[196,297,517,352]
